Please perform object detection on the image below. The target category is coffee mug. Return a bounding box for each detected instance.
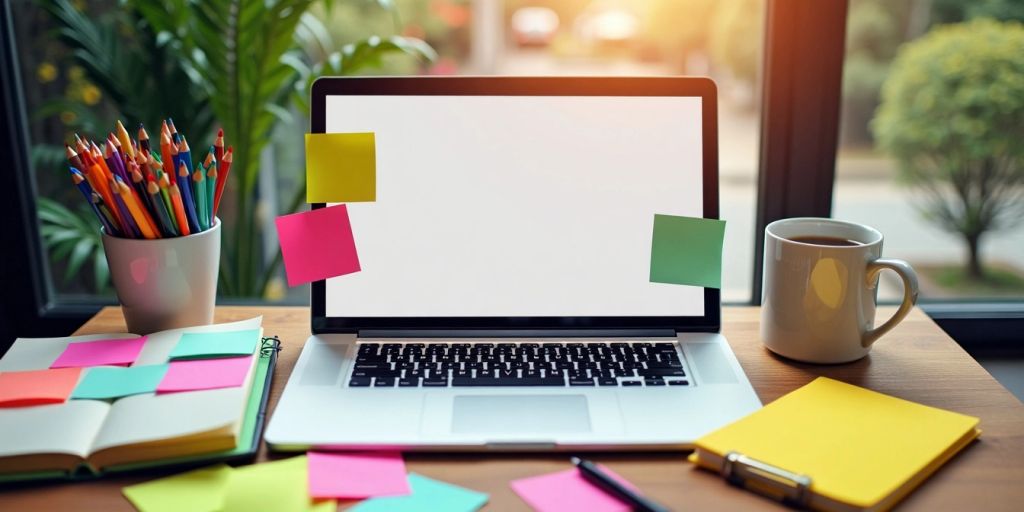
[760,218,919,363]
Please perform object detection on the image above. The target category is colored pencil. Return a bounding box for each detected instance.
[115,176,158,239]
[138,124,150,153]
[205,155,217,226]
[177,161,201,232]
[70,168,117,235]
[91,192,121,236]
[214,129,225,167]
[147,178,176,237]
[192,167,209,231]
[110,178,141,238]
[115,120,135,159]
[214,146,232,217]
[168,180,191,236]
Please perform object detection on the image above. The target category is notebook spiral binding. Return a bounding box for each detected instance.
[721,451,813,509]
[260,336,282,358]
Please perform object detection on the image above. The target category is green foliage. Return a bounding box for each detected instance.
[873,18,1024,277]
[37,198,110,293]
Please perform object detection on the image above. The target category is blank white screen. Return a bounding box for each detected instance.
[324,95,704,317]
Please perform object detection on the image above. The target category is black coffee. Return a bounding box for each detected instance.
[788,235,863,247]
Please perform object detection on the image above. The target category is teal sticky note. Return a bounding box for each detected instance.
[350,473,488,512]
[649,214,726,288]
[169,329,260,360]
[71,364,169,399]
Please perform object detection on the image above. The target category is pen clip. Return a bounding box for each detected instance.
[720,451,812,509]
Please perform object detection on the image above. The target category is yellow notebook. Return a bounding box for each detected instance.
[690,377,980,512]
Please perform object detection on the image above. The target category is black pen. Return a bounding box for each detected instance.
[572,456,671,512]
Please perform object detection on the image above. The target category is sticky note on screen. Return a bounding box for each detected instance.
[222,456,335,512]
[122,464,232,512]
[157,357,252,394]
[649,214,726,289]
[307,451,411,499]
[0,368,82,407]
[71,364,169,400]
[275,204,361,287]
[351,473,488,512]
[169,329,260,360]
[510,466,639,512]
[305,132,376,203]
[50,337,147,369]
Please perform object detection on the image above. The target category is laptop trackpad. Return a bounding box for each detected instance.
[451,395,592,434]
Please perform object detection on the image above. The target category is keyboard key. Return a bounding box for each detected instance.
[374,378,395,387]
[667,380,689,386]
[569,379,595,386]
[349,378,371,387]
[597,378,618,386]
[451,377,563,387]
[638,368,686,377]
[422,378,448,387]
[621,380,642,387]
[398,379,418,387]
[644,378,666,386]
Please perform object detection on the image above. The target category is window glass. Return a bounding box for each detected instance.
[835,0,1024,301]
[15,0,764,305]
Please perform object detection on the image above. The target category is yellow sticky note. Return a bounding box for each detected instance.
[222,456,336,512]
[306,132,376,203]
[122,464,231,512]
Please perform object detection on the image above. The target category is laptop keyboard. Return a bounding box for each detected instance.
[348,342,688,388]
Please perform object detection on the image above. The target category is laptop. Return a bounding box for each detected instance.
[265,76,762,451]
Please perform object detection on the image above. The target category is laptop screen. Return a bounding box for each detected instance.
[322,94,704,318]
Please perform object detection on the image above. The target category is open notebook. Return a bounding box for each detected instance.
[0,317,276,481]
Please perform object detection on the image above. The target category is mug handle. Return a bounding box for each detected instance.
[862,258,920,348]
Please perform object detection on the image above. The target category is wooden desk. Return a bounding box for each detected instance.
[2,306,1023,511]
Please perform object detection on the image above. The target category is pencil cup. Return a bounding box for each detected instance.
[101,219,221,334]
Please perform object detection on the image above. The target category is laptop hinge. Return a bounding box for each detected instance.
[356,329,678,338]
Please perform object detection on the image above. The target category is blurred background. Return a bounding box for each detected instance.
[11,0,1024,306]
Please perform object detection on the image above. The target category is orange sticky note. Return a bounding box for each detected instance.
[0,368,83,407]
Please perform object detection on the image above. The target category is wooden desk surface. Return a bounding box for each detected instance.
[2,306,1023,511]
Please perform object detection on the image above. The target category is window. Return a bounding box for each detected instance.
[834,0,1024,302]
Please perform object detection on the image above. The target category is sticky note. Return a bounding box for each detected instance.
[351,473,488,512]
[649,214,726,288]
[306,132,376,203]
[51,337,147,368]
[122,464,232,512]
[169,329,260,360]
[157,357,252,394]
[510,466,639,512]
[71,364,168,400]
[276,204,361,287]
[0,368,82,407]
[222,456,335,512]
[308,451,410,499]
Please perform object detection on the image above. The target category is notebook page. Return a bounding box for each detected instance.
[0,334,139,372]
[0,400,110,459]
[134,317,263,366]
[89,353,257,453]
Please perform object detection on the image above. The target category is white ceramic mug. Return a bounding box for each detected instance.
[101,220,220,334]
[760,218,919,363]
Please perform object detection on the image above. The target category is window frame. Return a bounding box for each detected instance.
[2,0,1022,351]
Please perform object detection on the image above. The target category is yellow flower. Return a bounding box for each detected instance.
[36,62,57,83]
[264,278,286,301]
[60,111,77,124]
[81,84,102,105]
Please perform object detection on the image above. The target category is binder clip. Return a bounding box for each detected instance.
[720,451,813,509]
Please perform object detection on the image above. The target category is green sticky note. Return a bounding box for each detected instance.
[71,364,168,400]
[649,214,726,288]
[306,132,376,203]
[351,473,489,512]
[122,464,231,512]
[169,329,260,360]
[222,456,335,512]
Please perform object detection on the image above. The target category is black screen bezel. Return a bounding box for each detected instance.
[309,76,720,333]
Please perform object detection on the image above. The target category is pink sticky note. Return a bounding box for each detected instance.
[307,451,411,499]
[50,337,147,369]
[156,356,252,393]
[510,466,639,512]
[0,368,83,407]
[275,204,361,287]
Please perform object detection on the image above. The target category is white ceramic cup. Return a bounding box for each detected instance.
[101,219,220,334]
[760,218,919,364]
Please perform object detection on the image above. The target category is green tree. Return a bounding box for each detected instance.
[872,18,1024,279]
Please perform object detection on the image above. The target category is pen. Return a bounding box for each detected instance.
[571,457,670,512]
